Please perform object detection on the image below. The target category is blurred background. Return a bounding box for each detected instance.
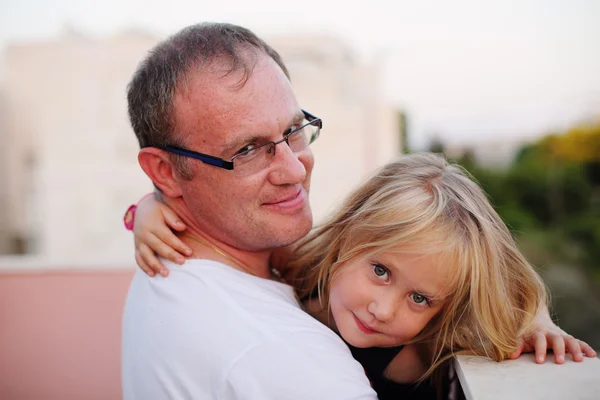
[0,0,599,399]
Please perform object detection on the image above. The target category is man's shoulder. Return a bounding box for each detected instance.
[129,258,292,296]
[221,333,377,399]
[123,260,311,342]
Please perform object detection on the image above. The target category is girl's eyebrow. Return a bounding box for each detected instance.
[379,256,446,301]
[409,276,450,300]
[414,288,447,305]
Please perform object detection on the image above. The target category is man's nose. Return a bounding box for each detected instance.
[268,142,309,185]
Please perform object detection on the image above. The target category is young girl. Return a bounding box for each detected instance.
[128,153,595,399]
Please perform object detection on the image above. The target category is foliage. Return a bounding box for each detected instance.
[441,119,600,349]
[450,120,600,273]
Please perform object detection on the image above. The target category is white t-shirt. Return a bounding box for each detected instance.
[122,259,376,400]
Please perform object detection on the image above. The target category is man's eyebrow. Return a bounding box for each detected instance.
[291,110,305,123]
[221,134,271,157]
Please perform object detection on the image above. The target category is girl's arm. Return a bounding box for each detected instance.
[384,344,428,384]
[127,194,192,277]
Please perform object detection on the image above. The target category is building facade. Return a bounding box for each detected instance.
[0,31,400,265]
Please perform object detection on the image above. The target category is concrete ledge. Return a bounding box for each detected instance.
[455,353,600,400]
[0,255,135,272]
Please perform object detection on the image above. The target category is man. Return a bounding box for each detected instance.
[122,23,377,399]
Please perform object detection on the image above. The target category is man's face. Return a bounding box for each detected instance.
[171,53,314,251]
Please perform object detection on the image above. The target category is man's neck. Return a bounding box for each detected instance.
[163,197,273,279]
[181,230,273,279]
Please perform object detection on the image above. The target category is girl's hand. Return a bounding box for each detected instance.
[510,307,596,364]
[133,195,192,277]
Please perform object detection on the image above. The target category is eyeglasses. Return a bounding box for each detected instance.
[161,110,322,177]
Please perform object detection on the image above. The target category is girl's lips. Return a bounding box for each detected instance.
[353,314,378,335]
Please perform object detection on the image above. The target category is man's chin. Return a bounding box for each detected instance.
[244,207,313,250]
[272,221,313,247]
[275,209,312,237]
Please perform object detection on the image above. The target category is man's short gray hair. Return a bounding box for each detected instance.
[127,22,290,179]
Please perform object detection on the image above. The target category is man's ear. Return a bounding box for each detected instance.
[138,148,184,198]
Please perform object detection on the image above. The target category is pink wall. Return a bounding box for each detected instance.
[0,270,134,400]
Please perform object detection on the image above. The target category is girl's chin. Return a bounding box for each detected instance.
[342,333,383,348]
[345,339,372,348]
[342,332,405,349]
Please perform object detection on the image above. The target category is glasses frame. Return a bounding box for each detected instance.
[161,109,322,172]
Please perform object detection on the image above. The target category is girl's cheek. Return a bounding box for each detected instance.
[389,309,426,340]
[328,283,343,314]
[327,293,346,332]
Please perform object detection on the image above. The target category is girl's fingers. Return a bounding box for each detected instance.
[153,229,192,258]
[509,342,524,359]
[578,340,596,358]
[563,336,583,362]
[548,333,566,364]
[162,207,188,232]
[135,251,155,277]
[516,330,595,364]
[533,333,548,364]
[139,243,168,277]
[145,233,187,264]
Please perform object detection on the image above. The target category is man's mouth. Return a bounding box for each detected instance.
[262,188,306,212]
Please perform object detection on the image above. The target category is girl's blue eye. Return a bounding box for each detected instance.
[411,293,429,306]
[372,264,389,280]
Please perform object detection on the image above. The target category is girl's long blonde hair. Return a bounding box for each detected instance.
[289,153,547,379]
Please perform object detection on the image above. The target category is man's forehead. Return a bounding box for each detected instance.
[172,57,298,137]
[175,50,280,101]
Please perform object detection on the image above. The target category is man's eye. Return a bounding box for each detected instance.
[288,127,306,141]
[235,145,258,156]
[285,122,304,137]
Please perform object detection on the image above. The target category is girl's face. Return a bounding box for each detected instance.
[329,251,452,348]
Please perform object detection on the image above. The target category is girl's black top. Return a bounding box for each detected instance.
[343,341,439,400]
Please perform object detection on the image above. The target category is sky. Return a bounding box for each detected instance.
[1,0,599,148]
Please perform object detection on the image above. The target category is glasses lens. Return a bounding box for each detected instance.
[287,126,310,152]
[288,120,320,152]
[232,143,275,176]
[308,120,320,144]
[231,115,321,176]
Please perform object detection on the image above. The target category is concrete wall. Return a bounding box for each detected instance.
[0,88,13,253]
[2,34,159,261]
[0,269,134,400]
[2,267,598,400]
